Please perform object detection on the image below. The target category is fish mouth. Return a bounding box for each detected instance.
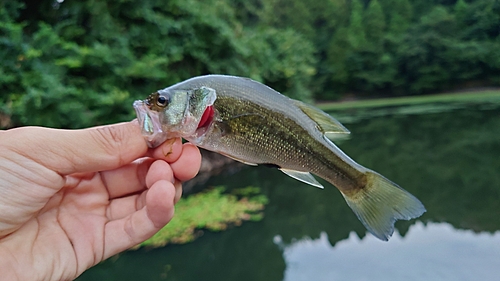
[133,87,217,147]
[133,99,214,148]
[133,100,168,148]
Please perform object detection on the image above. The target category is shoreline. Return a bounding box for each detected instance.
[316,89,500,111]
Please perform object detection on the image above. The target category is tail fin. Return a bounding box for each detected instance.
[342,171,425,241]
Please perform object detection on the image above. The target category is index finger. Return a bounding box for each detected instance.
[147,138,184,163]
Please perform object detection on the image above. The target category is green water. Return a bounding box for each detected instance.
[78,100,500,281]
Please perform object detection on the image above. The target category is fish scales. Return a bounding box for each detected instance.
[218,96,366,191]
[134,74,426,241]
[168,76,366,191]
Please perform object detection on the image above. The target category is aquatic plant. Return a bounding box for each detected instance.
[138,186,267,248]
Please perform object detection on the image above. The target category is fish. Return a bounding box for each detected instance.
[133,75,425,241]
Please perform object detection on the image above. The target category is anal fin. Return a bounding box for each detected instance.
[279,168,324,189]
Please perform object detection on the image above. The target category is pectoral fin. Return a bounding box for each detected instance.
[279,168,324,189]
[293,100,350,140]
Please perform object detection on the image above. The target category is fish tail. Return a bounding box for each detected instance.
[342,171,425,241]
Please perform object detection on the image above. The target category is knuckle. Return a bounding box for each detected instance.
[90,125,127,165]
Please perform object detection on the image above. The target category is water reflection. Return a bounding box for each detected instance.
[278,222,500,281]
[77,102,500,281]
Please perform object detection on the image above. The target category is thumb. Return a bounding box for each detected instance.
[5,121,148,175]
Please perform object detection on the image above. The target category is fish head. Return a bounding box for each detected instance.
[133,87,217,148]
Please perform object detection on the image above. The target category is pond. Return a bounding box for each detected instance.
[77,99,500,281]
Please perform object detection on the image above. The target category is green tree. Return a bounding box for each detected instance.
[388,0,412,34]
[395,1,500,94]
[325,26,351,97]
[347,0,367,50]
[2,0,500,117]
[364,0,386,46]
[309,0,351,98]
[258,0,314,38]
[453,0,468,25]
[396,6,457,94]
[0,0,316,129]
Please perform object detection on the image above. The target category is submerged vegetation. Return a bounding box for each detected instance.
[76,98,500,281]
[139,186,268,248]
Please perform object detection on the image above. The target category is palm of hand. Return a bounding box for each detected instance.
[0,124,201,281]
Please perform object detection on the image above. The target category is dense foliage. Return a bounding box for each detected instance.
[1,0,499,128]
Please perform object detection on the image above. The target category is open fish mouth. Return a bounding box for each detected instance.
[133,100,168,148]
[133,86,218,147]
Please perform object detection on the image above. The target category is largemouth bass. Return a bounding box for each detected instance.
[133,75,425,241]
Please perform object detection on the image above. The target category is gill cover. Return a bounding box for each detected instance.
[155,86,217,138]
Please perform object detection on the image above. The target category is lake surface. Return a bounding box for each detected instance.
[78,99,500,281]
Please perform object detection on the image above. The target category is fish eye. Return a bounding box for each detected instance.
[156,95,169,107]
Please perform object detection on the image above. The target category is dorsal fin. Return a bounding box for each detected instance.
[293,100,350,139]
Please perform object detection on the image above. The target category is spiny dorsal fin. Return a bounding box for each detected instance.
[293,100,350,139]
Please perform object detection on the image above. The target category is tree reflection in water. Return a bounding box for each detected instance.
[77,102,500,281]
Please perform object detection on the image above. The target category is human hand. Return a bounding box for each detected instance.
[0,122,201,281]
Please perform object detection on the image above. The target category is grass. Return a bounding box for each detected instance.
[137,186,268,248]
[316,90,500,111]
